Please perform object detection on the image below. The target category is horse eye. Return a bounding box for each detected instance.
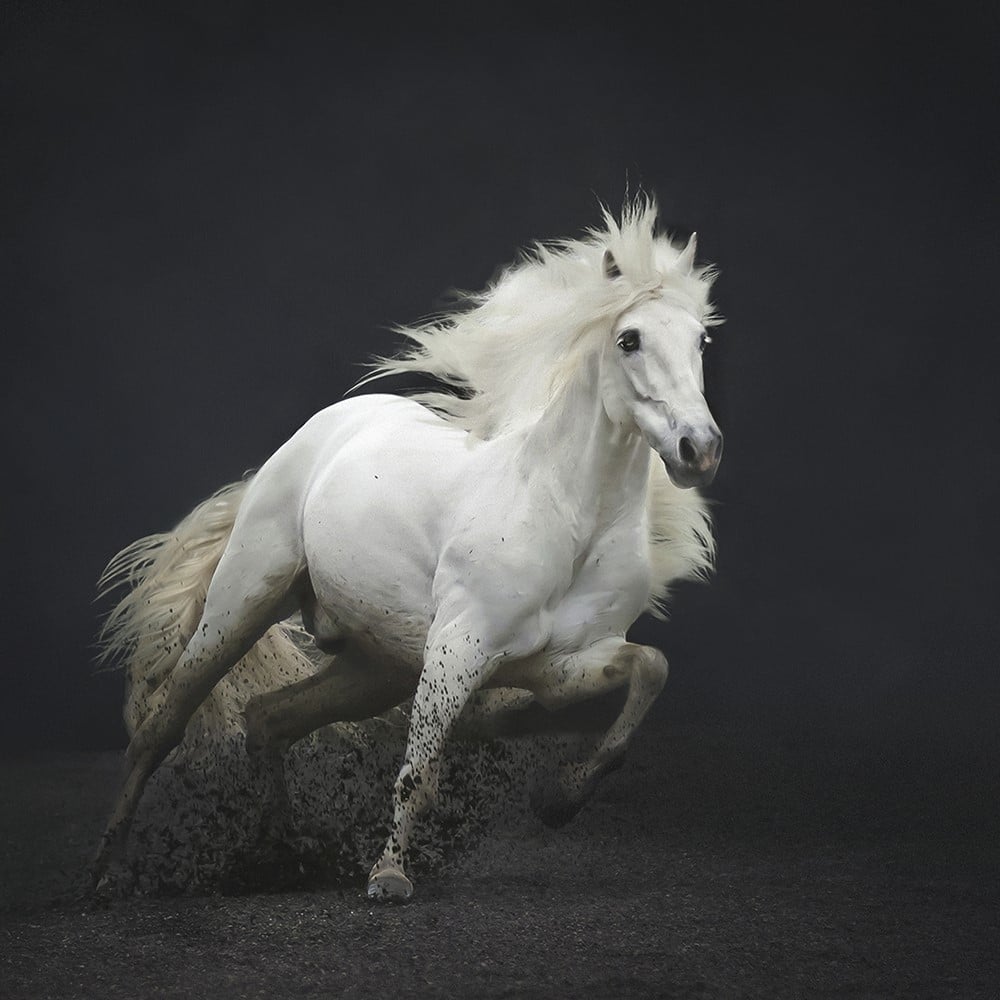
[699,332,713,353]
[617,329,641,353]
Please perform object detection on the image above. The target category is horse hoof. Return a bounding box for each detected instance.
[530,784,584,829]
[366,862,413,902]
[90,861,134,901]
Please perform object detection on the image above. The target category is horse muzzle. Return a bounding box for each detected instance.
[661,425,723,489]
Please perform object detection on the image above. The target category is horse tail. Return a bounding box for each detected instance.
[97,477,318,746]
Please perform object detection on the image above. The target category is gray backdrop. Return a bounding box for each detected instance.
[3,2,997,794]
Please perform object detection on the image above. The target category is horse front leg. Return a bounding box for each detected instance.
[366,612,534,902]
[525,638,669,827]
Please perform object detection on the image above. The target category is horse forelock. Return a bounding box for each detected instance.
[359,196,720,440]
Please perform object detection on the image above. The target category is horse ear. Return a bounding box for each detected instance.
[603,249,622,280]
[675,232,698,275]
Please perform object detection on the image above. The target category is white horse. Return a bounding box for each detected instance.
[92,198,723,901]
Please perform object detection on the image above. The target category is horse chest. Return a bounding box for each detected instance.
[549,520,652,643]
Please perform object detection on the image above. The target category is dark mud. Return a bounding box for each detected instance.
[2,720,998,999]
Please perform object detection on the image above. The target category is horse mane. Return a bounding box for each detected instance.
[359,195,721,438]
[361,195,721,613]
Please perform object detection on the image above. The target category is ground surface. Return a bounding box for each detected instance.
[2,719,997,999]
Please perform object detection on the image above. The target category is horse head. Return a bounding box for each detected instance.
[598,237,723,489]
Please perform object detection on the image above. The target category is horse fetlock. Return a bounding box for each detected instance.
[559,759,599,801]
[554,742,627,810]
[586,746,630,797]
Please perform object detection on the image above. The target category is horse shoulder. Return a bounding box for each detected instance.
[428,453,575,663]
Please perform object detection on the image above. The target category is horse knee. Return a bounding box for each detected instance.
[610,644,668,692]
[125,715,179,774]
[636,646,669,690]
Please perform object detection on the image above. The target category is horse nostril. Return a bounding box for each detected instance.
[678,437,697,464]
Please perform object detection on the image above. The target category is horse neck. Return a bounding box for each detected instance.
[517,353,650,526]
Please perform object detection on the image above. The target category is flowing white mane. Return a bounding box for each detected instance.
[362,197,721,438]
[364,196,721,613]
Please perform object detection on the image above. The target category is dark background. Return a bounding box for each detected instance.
[3,0,998,804]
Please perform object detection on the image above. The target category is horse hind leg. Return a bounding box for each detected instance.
[243,642,416,838]
[90,548,303,893]
[244,576,352,838]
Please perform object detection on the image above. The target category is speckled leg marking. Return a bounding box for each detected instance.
[526,640,669,826]
[367,629,499,901]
